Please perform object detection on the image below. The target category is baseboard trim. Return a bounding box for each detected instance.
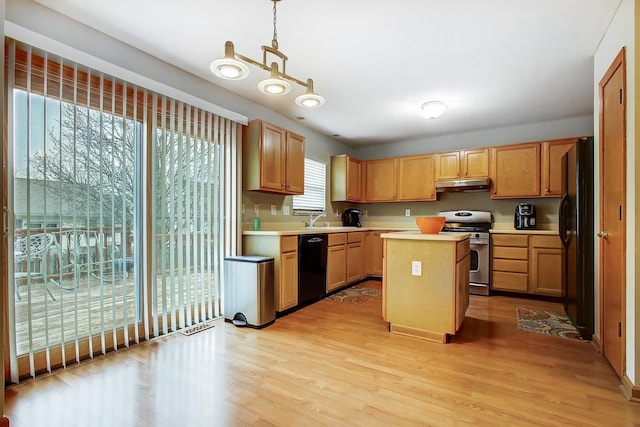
[621,375,640,403]
[590,333,601,352]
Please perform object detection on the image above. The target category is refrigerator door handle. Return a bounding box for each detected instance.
[558,193,570,247]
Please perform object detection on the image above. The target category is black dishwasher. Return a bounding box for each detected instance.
[298,234,327,305]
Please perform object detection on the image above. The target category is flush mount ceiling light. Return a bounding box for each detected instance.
[420,101,447,119]
[210,0,324,108]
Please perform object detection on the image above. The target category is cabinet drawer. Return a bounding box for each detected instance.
[493,258,528,273]
[529,235,561,249]
[492,246,528,260]
[328,233,347,246]
[347,232,363,243]
[281,235,298,253]
[492,271,528,292]
[491,234,528,247]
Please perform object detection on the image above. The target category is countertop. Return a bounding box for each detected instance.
[489,229,558,235]
[381,231,470,241]
[242,226,412,236]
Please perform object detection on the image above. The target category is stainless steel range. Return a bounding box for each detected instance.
[439,210,491,296]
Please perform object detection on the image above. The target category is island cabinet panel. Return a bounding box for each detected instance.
[243,234,298,312]
[330,154,363,202]
[243,119,305,195]
[346,232,364,283]
[397,154,436,201]
[383,234,470,343]
[365,158,398,201]
[326,233,347,293]
[490,143,541,198]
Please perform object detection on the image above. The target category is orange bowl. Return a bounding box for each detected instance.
[415,216,446,234]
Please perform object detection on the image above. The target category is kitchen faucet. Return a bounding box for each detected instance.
[308,213,327,227]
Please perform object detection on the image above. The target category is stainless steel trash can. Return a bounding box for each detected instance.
[223,256,275,328]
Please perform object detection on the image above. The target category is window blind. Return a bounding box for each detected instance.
[293,158,326,213]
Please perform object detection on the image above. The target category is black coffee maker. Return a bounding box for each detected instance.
[514,203,536,230]
[342,208,362,227]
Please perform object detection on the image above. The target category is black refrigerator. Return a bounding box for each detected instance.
[558,137,594,341]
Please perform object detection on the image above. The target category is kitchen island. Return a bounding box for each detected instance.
[381,231,470,343]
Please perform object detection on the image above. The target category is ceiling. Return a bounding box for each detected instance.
[34,0,621,146]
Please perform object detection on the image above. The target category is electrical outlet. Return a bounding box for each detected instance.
[336,210,341,217]
[363,210,368,217]
[411,261,422,276]
[254,204,259,216]
[283,206,290,216]
[271,205,277,215]
[405,209,411,217]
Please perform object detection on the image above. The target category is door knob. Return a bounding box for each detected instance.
[597,231,609,239]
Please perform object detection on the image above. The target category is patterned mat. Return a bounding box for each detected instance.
[327,286,382,305]
[516,307,585,341]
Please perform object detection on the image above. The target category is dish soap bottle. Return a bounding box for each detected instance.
[252,215,261,231]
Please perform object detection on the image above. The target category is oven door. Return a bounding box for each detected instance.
[469,239,489,294]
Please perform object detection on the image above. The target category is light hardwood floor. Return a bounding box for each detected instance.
[5,281,640,426]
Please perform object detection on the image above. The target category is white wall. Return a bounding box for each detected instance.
[593,0,636,383]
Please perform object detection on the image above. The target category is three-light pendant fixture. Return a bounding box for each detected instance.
[210,0,325,108]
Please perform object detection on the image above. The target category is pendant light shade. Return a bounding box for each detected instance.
[210,41,249,80]
[258,63,291,95]
[295,79,325,107]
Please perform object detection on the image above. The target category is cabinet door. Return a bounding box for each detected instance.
[529,247,562,296]
[365,158,397,201]
[397,155,436,201]
[490,143,541,198]
[285,131,305,194]
[346,156,363,201]
[363,232,374,276]
[371,231,384,276]
[455,254,470,331]
[542,139,575,197]
[327,244,347,292]
[279,251,298,310]
[435,151,461,180]
[260,122,287,192]
[346,242,364,283]
[462,148,489,178]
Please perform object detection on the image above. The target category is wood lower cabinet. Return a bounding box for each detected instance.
[363,231,384,277]
[346,232,364,283]
[327,233,347,292]
[491,233,562,297]
[243,234,298,312]
[243,120,305,195]
[490,143,541,198]
[529,235,563,296]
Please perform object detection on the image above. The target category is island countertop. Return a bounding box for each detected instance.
[381,231,470,241]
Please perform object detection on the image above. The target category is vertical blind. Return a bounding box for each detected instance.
[6,38,238,382]
[292,158,326,212]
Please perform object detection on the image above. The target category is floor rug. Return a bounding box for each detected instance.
[516,307,585,341]
[327,286,382,305]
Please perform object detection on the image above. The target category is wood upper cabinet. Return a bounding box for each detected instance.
[542,138,575,197]
[435,148,489,180]
[243,119,305,195]
[331,154,363,202]
[490,143,541,198]
[365,158,398,201]
[397,154,436,201]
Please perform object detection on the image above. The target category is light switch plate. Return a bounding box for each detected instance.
[271,205,277,215]
[411,261,422,276]
[283,206,290,216]
[405,209,411,217]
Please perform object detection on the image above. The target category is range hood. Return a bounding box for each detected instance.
[435,177,491,192]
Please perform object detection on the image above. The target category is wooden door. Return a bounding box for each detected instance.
[284,131,305,194]
[259,122,286,192]
[435,151,460,179]
[598,48,626,377]
[397,155,436,201]
[542,139,574,197]
[365,158,397,201]
[462,148,489,178]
